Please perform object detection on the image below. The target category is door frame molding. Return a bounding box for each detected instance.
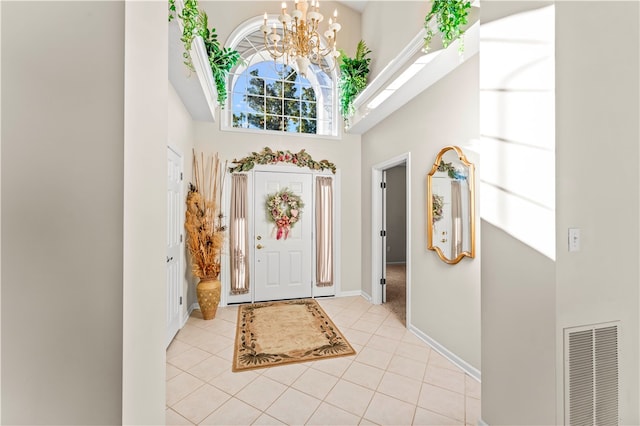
[371,153,411,325]
[221,164,341,305]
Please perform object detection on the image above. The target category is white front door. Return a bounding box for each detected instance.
[254,171,313,302]
[166,147,182,347]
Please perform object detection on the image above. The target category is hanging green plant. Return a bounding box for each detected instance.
[168,0,240,107]
[423,0,471,53]
[338,40,372,122]
[198,12,241,106]
[168,0,176,21]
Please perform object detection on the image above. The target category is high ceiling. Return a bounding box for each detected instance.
[337,1,367,13]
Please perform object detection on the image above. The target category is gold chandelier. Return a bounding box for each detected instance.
[262,0,341,77]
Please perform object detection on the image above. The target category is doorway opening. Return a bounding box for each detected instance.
[371,153,411,326]
[384,165,407,325]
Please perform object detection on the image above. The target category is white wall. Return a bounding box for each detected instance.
[479,3,556,424]
[479,4,555,260]
[1,2,167,423]
[555,2,639,423]
[481,222,556,424]
[361,56,481,370]
[169,83,197,313]
[1,2,125,423]
[361,1,430,80]
[122,2,167,424]
[481,2,640,424]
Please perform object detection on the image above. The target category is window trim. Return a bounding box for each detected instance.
[221,15,340,139]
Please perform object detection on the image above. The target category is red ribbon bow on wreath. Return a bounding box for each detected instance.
[276,216,291,240]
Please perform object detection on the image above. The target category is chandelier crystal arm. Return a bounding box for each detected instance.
[262,0,341,77]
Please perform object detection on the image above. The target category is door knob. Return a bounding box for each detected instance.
[256,244,264,249]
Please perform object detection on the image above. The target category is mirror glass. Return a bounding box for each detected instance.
[427,146,475,264]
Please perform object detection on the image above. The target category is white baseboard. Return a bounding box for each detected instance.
[338,290,364,298]
[477,418,488,426]
[360,291,372,303]
[181,303,199,327]
[408,324,481,382]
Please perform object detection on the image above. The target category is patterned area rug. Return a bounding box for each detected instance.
[232,299,355,372]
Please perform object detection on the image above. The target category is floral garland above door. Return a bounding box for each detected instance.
[229,147,336,174]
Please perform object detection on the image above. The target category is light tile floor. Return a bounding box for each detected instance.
[166,296,481,425]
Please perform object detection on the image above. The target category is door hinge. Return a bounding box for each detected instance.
[380,230,386,237]
[180,172,183,181]
[179,296,183,305]
[380,182,386,189]
[180,234,183,243]
[380,278,386,285]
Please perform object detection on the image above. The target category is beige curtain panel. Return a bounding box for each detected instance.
[315,176,334,287]
[230,174,250,295]
[451,180,463,258]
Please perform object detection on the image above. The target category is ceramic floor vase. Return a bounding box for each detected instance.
[196,277,221,320]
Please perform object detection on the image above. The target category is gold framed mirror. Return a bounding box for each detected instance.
[427,146,476,264]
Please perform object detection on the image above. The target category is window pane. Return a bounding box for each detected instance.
[301,86,316,102]
[284,99,299,117]
[265,97,282,116]
[247,72,265,96]
[232,112,246,128]
[284,81,298,100]
[265,115,283,131]
[246,113,265,129]
[286,117,300,133]
[301,101,316,118]
[246,95,265,114]
[300,118,317,134]
[266,79,283,97]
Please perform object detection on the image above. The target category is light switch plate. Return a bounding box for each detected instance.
[569,228,581,252]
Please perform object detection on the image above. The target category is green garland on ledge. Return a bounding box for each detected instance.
[423,0,471,53]
[229,147,336,174]
[169,0,240,106]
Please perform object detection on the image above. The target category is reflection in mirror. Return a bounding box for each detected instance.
[427,146,475,264]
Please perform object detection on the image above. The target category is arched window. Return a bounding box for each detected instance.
[223,18,338,137]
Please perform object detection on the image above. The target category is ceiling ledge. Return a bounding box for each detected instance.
[168,1,218,122]
[346,7,479,135]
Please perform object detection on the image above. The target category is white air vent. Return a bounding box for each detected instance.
[564,322,619,426]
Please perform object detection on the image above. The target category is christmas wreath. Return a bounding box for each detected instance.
[266,189,304,240]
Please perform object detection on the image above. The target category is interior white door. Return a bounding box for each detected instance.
[254,171,313,302]
[166,147,182,347]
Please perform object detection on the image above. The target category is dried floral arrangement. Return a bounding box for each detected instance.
[229,147,336,174]
[185,152,227,279]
